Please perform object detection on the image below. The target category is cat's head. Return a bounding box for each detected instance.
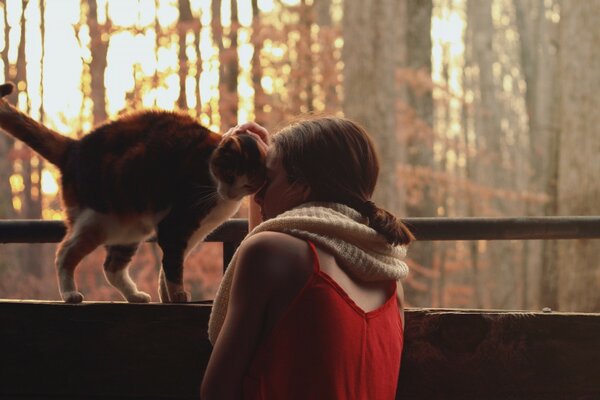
[209,133,268,201]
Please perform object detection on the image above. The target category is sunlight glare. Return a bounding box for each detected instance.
[107,0,139,27]
[7,0,23,64]
[12,196,21,212]
[237,0,253,27]
[41,169,58,195]
[9,174,24,193]
[138,0,158,27]
[186,75,197,109]
[258,0,275,13]
[157,0,179,28]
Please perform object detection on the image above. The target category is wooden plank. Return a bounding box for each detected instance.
[0,302,599,399]
[397,309,600,399]
[0,301,212,400]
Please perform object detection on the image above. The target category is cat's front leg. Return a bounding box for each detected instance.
[157,241,190,303]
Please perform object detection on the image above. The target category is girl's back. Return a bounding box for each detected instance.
[244,237,403,399]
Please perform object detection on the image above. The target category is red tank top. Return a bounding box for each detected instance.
[243,241,403,399]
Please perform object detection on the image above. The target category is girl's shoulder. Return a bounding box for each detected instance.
[234,231,313,287]
[240,231,310,259]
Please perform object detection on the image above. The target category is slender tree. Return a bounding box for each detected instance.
[342,0,399,213]
[314,0,338,113]
[16,0,41,223]
[0,2,15,219]
[88,0,108,124]
[213,0,238,129]
[299,0,315,112]
[398,0,436,307]
[514,0,560,309]
[177,0,194,110]
[250,0,266,125]
[556,0,600,312]
[466,0,520,309]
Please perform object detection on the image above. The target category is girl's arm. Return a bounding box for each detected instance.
[201,233,283,399]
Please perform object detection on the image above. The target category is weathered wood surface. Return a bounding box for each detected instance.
[0,301,599,399]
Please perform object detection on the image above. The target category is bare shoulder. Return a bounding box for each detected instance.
[239,231,310,259]
[234,231,312,286]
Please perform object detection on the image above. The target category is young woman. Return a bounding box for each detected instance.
[201,117,414,399]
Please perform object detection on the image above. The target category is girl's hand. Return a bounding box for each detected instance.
[223,122,271,150]
[223,122,271,229]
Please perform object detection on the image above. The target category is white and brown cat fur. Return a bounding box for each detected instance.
[0,82,266,303]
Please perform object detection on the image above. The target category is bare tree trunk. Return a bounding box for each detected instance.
[342,0,399,213]
[213,0,238,129]
[194,5,202,117]
[298,0,314,112]
[314,0,331,26]
[314,0,338,113]
[12,0,43,278]
[461,29,482,308]
[556,0,600,312]
[514,0,560,310]
[89,0,108,124]
[0,2,15,219]
[467,0,517,309]
[398,0,435,307]
[177,0,193,110]
[16,1,37,221]
[250,0,266,126]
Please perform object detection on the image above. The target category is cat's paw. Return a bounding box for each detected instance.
[62,291,84,303]
[170,291,191,303]
[127,291,152,303]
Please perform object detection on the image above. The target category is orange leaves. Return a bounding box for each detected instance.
[397,164,549,210]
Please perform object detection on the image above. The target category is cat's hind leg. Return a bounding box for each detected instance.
[156,216,192,303]
[55,229,106,303]
[103,244,151,303]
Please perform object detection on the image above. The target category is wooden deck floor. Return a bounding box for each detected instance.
[0,301,599,399]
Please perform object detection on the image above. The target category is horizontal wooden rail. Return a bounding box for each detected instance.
[1,216,599,243]
[0,301,598,399]
[0,219,248,244]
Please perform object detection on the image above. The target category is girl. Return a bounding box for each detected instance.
[201,117,414,399]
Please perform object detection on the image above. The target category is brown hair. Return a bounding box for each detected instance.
[273,116,414,246]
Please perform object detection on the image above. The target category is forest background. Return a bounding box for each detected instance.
[0,0,598,312]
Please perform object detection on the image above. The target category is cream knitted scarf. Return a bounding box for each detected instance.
[207,202,409,344]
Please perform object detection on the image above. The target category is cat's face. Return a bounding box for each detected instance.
[209,133,268,201]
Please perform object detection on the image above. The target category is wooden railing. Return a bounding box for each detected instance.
[1,217,600,399]
[2,216,600,267]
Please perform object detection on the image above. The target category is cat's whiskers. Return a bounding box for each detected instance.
[191,190,220,209]
[192,184,218,190]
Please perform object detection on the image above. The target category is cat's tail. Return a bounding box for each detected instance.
[0,82,75,169]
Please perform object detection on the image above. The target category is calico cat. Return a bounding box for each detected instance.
[0,82,266,303]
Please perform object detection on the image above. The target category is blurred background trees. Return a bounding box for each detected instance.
[0,0,598,312]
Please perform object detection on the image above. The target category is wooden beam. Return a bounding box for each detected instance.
[0,301,598,399]
[2,216,600,244]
